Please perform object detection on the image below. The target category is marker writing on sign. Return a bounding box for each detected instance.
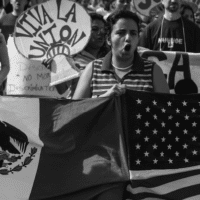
[15,1,86,59]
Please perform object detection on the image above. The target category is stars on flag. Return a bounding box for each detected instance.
[146,107,150,112]
[136,99,142,104]
[136,113,142,119]
[130,96,200,169]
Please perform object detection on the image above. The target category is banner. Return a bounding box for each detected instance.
[0,96,128,200]
[138,47,200,94]
[1,91,200,199]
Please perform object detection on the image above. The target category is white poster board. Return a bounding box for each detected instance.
[138,47,200,93]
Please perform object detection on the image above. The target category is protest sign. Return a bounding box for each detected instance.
[14,0,91,60]
[13,0,91,86]
[133,0,161,17]
[6,37,70,97]
[133,0,199,17]
[49,54,80,86]
[138,47,200,94]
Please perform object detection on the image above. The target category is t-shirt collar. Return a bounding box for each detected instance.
[101,50,144,72]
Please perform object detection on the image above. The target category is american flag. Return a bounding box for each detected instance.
[124,91,200,200]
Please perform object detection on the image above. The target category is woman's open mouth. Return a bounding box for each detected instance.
[124,44,131,51]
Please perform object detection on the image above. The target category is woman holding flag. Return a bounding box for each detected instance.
[73,10,169,99]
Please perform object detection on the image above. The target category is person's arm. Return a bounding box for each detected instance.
[72,61,93,99]
[0,33,9,86]
[153,63,169,93]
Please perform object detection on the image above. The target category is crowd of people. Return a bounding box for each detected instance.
[0,0,199,97]
[0,0,199,199]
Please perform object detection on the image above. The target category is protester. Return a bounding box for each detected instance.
[79,0,95,12]
[139,0,200,53]
[0,33,10,95]
[180,3,195,22]
[67,12,109,97]
[73,13,109,69]
[0,0,28,43]
[96,0,115,19]
[43,13,109,98]
[102,0,134,20]
[113,0,132,11]
[73,10,169,100]
[0,1,6,20]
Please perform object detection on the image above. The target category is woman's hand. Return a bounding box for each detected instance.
[99,83,126,97]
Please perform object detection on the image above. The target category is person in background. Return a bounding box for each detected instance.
[73,10,169,100]
[79,0,95,12]
[88,0,100,11]
[96,0,115,19]
[180,3,195,22]
[0,33,10,95]
[0,0,28,43]
[73,13,109,70]
[139,0,200,53]
[43,13,109,98]
[113,0,132,11]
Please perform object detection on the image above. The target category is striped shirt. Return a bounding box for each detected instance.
[91,51,154,97]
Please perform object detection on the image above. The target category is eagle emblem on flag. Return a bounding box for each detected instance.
[0,121,37,175]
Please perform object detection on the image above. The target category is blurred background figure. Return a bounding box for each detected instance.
[113,0,132,11]
[180,1,196,22]
[79,0,95,12]
[73,12,109,69]
[0,0,28,43]
[96,0,115,19]
[104,0,136,20]
[139,0,200,53]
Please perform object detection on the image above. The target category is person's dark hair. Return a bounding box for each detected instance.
[106,10,141,37]
[5,2,12,13]
[180,4,195,22]
[88,12,110,57]
[175,78,198,94]
[89,12,106,24]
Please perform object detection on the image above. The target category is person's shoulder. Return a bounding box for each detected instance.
[182,17,200,29]
[141,17,162,34]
